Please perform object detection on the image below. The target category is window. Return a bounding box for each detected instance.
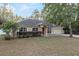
[32,28,38,31]
[20,28,23,32]
[24,28,27,32]
[19,27,27,32]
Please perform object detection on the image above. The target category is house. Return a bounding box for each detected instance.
[16,19,48,37]
[16,19,64,37]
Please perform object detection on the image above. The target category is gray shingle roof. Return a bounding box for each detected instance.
[18,19,48,27]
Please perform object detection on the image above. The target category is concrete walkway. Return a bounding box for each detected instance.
[50,34,79,38]
[59,34,79,38]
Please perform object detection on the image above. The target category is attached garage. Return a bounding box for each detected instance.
[51,26,64,34]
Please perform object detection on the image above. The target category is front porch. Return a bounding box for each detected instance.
[17,26,48,38]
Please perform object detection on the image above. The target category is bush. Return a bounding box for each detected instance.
[63,27,70,34]
[4,35,11,40]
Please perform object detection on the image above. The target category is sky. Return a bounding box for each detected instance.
[0,3,44,17]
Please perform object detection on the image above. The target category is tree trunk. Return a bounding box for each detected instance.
[12,29,15,39]
[69,22,73,37]
[5,32,11,40]
[12,27,16,39]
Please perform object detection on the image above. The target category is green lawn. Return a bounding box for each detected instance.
[0,35,79,56]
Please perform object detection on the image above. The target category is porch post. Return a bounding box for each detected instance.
[44,26,48,36]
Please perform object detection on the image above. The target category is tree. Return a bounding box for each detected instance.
[43,3,79,37]
[0,3,21,39]
[0,4,18,22]
[30,9,44,20]
[0,20,17,40]
[0,4,7,24]
[33,9,39,19]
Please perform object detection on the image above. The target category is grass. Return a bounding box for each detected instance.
[0,35,79,56]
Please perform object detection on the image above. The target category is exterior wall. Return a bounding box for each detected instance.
[18,27,43,32]
[38,28,42,32]
[27,27,32,32]
[51,27,64,34]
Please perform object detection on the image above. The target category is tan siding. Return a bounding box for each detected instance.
[38,28,42,32]
[27,27,32,31]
